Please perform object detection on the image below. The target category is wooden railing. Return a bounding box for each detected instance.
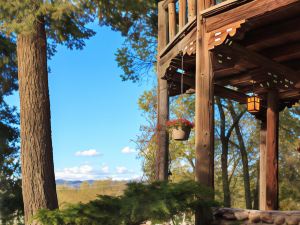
[158,0,232,53]
[159,0,196,46]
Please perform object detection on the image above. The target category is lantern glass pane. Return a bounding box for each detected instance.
[247,96,260,113]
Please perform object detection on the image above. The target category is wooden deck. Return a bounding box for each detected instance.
[156,0,300,219]
[158,0,300,110]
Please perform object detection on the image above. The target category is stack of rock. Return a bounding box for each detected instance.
[213,208,300,225]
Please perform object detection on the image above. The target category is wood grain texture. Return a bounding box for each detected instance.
[188,0,196,21]
[156,1,170,181]
[168,2,177,40]
[195,0,215,224]
[205,0,299,32]
[179,0,187,29]
[17,19,58,224]
[266,90,279,210]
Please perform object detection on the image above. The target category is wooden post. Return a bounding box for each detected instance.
[259,119,267,210]
[168,1,177,40]
[266,90,279,210]
[156,1,170,181]
[188,0,196,21]
[179,0,187,29]
[195,0,215,224]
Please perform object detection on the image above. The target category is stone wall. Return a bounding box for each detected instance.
[213,208,300,225]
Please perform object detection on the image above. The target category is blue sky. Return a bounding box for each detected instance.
[6,24,155,181]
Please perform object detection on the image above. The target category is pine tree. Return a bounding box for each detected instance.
[0,32,23,224]
[0,1,95,224]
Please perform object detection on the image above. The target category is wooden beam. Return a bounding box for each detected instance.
[168,1,177,40]
[195,0,215,224]
[279,89,300,99]
[156,1,170,181]
[169,73,249,103]
[259,120,267,210]
[179,0,187,29]
[162,0,178,9]
[244,17,300,51]
[219,41,300,86]
[262,42,300,63]
[266,90,279,210]
[205,0,300,32]
[214,85,248,104]
[201,0,252,18]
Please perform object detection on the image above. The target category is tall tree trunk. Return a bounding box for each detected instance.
[216,97,231,207]
[17,19,58,224]
[227,101,252,209]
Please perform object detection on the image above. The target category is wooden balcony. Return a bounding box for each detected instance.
[156,0,300,217]
[158,0,300,109]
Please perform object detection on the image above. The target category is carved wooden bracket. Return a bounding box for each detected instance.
[208,20,246,50]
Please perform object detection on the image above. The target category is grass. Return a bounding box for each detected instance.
[56,180,127,208]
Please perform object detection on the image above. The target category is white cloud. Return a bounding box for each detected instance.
[121,146,136,154]
[55,165,140,181]
[101,166,109,173]
[55,165,96,180]
[75,149,101,157]
[116,166,128,174]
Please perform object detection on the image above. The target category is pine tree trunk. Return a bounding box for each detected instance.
[17,19,58,224]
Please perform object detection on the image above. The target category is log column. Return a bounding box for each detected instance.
[266,90,279,210]
[195,0,215,224]
[156,1,170,181]
[168,1,177,40]
[259,119,267,210]
[179,0,187,29]
[188,0,196,21]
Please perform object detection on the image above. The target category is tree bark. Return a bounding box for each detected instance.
[227,101,252,209]
[17,19,58,224]
[216,97,231,207]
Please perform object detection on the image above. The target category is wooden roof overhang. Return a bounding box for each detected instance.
[159,0,300,110]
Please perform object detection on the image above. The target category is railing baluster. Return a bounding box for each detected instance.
[188,0,196,21]
[158,1,168,49]
[179,0,187,29]
[168,0,177,40]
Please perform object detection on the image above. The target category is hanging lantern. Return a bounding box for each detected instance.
[247,96,260,113]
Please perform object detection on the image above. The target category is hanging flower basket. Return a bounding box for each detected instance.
[166,118,194,141]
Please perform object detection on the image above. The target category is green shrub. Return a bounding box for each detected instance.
[36,181,218,225]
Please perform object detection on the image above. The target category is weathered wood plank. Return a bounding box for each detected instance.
[201,0,253,18]
[205,0,299,32]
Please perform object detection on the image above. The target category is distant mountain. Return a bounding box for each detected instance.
[56,179,95,188]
